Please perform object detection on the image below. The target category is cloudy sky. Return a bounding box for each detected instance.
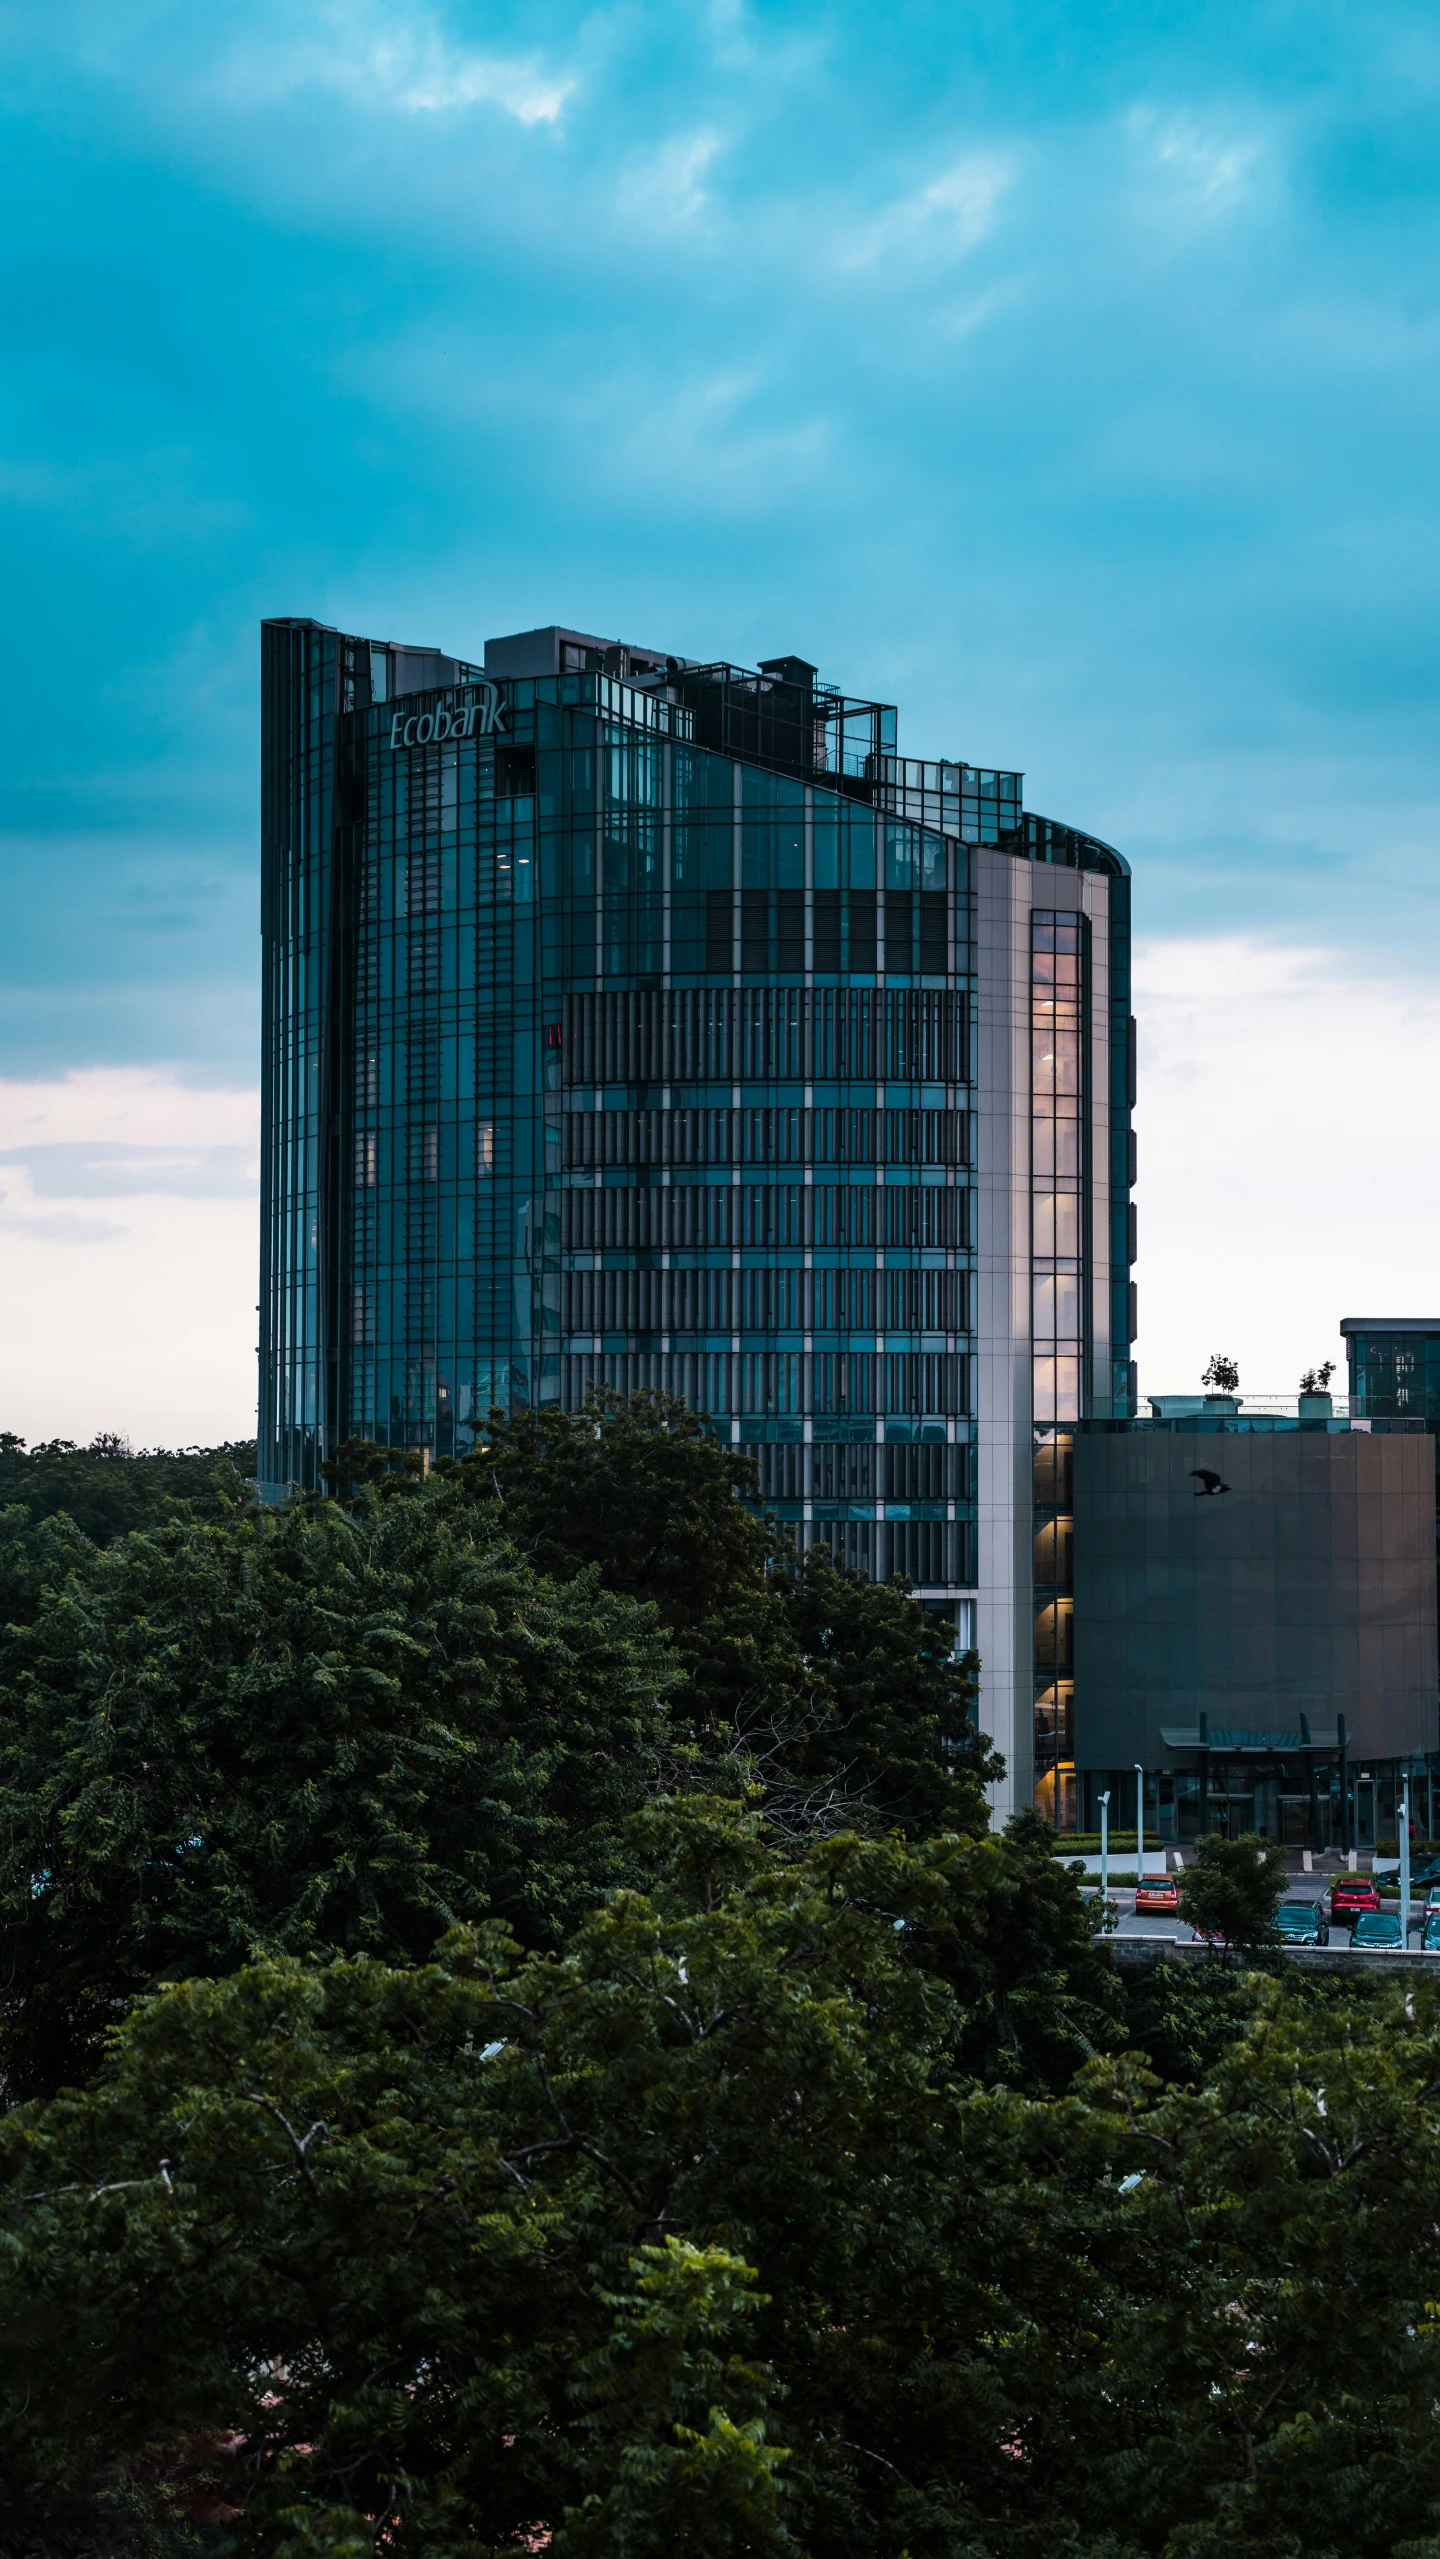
[2,0,1438,1443]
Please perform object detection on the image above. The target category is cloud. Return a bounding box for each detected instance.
[0,1069,259,1153]
[617,129,723,225]
[840,151,1016,270]
[1133,936,1440,1401]
[0,1070,259,1446]
[1126,107,1264,219]
[207,4,575,123]
[0,1142,258,1199]
[0,1199,126,1245]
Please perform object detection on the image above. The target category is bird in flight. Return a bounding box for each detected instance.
[1190,1468,1231,1497]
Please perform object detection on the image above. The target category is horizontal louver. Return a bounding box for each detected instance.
[564,1107,971,1169]
[560,988,966,1084]
[561,1185,969,1250]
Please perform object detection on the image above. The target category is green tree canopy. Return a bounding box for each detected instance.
[0,1409,1033,2104]
[0,1433,256,1557]
[4,1806,1440,2559]
[458,1388,994,1836]
[0,1479,675,2099]
[1177,1830,1288,1956]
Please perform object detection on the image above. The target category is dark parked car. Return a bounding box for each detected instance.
[1350,1911,1404,1951]
[1276,1900,1329,1946]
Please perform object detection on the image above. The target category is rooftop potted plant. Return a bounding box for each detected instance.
[1201,1352,1240,1413]
[1298,1359,1335,1420]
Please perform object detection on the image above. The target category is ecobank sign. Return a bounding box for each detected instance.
[386,683,505,749]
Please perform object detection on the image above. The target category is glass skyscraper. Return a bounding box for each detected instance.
[259,617,1135,1814]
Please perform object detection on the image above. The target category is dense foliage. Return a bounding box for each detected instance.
[1176,1829,1289,1954]
[0,1392,1428,2556]
[0,1432,256,1553]
[0,1480,675,2100]
[1,1808,1435,2558]
[466,1389,995,1836]
[0,1394,996,2101]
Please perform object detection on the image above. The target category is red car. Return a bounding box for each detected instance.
[1329,1876,1381,1924]
[1134,1877,1180,1914]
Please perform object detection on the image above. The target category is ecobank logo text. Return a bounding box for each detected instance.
[386,685,505,748]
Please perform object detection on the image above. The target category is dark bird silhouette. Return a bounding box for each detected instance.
[1190,1468,1231,1497]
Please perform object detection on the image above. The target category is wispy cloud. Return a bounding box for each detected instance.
[617,129,723,225]
[0,1069,259,1156]
[207,4,575,124]
[1126,107,1264,219]
[840,151,1016,270]
[0,1199,125,1246]
[0,1142,257,1199]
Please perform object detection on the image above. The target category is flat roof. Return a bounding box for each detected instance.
[1340,1318,1440,1335]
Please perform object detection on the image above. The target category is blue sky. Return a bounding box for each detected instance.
[2,0,1439,1435]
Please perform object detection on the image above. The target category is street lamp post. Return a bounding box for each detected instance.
[1099,1790,1111,1908]
[1135,1762,1146,1884]
[1400,1779,1411,1946]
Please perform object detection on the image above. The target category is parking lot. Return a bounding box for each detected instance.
[1109,1892,1437,1948]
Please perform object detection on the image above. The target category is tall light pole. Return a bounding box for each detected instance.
[1400,1777,1412,1946]
[1135,1762,1146,1884]
[1099,1789,1111,1909]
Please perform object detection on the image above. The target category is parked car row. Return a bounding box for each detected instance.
[1124,1868,1440,1952]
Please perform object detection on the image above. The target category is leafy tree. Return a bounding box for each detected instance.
[0,1478,675,2099]
[0,1502,102,1642]
[1177,1829,1288,1956]
[1032,1987,1440,2556]
[461,1389,994,1836]
[0,1433,256,1558]
[770,1539,990,1838]
[0,1809,970,2553]
[459,1391,772,1636]
[0,1444,1096,2109]
[0,1804,1133,2556]
[8,1812,1440,2558]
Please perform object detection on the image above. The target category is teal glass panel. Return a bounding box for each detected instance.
[814,800,840,887]
[846,809,876,887]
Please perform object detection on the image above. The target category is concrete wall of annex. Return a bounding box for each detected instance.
[1071,1428,1437,1767]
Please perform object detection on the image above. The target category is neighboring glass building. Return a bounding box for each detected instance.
[1344,1318,1440,1425]
[259,618,1135,1813]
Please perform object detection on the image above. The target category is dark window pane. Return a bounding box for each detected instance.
[706,890,733,973]
[848,889,877,973]
[777,888,804,971]
[814,889,842,971]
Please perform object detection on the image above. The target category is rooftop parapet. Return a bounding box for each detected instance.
[875,755,1022,843]
[671,659,896,793]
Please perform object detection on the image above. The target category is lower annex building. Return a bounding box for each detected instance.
[258,616,1138,1815]
[1038,1326,1440,1846]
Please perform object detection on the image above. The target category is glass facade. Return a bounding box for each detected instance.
[1346,1322,1440,1424]
[260,619,1134,1682]
[1031,913,1085,1428]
